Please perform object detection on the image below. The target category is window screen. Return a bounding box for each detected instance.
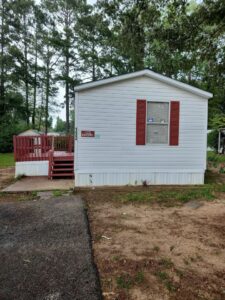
[147,102,169,144]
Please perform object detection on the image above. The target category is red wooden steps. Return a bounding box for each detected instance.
[49,153,74,179]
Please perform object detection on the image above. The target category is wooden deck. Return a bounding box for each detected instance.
[14,151,74,161]
[13,135,74,179]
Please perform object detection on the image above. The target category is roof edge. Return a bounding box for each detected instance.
[74,69,213,99]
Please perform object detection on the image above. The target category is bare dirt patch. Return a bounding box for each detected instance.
[84,188,225,300]
[0,167,15,190]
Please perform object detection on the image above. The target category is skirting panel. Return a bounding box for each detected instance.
[15,161,48,177]
[75,171,205,186]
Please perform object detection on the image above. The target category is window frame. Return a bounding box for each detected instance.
[146,101,170,145]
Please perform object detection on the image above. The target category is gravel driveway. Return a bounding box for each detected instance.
[0,194,102,300]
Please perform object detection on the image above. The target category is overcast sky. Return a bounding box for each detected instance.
[87,0,96,4]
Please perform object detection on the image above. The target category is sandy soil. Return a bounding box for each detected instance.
[85,190,225,300]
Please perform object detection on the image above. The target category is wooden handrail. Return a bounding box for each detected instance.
[13,135,74,162]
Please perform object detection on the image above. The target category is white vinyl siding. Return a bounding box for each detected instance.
[147,102,169,144]
[75,75,208,186]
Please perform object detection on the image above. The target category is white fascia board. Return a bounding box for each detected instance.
[74,69,213,99]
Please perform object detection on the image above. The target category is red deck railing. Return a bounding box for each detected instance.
[13,135,74,162]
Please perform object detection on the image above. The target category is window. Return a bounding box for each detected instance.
[146,102,169,144]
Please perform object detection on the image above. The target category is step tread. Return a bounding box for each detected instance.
[53,158,74,161]
[53,168,74,172]
[51,174,74,177]
[52,162,74,166]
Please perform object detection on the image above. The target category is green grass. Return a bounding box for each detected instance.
[0,153,15,168]
[118,185,218,206]
[52,190,64,197]
[207,151,225,163]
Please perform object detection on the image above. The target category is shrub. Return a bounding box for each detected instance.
[207,130,218,151]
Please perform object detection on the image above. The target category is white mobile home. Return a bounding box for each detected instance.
[74,69,212,187]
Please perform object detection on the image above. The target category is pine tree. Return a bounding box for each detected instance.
[47,0,86,133]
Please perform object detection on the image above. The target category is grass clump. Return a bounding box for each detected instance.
[135,271,145,284]
[52,190,64,197]
[116,274,133,289]
[116,271,145,289]
[155,271,177,292]
[159,258,174,269]
[155,271,169,281]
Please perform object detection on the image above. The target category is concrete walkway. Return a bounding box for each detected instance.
[0,195,102,300]
[2,176,74,192]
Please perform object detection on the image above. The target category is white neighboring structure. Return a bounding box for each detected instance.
[74,69,213,186]
[18,129,40,136]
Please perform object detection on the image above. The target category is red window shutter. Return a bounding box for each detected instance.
[136,99,146,145]
[170,101,180,146]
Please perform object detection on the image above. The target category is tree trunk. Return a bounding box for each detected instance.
[65,9,70,134]
[45,48,50,134]
[32,29,38,128]
[65,54,70,133]
[92,40,96,81]
[38,92,44,131]
[23,14,29,125]
[0,0,5,115]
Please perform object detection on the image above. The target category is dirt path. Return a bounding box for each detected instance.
[0,195,102,300]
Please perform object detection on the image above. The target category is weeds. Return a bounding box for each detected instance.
[52,190,64,197]
[153,245,160,252]
[116,271,145,289]
[118,185,218,206]
[155,270,177,292]
[116,274,133,289]
[17,192,38,202]
[159,258,174,269]
[135,271,145,284]
[155,271,169,281]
